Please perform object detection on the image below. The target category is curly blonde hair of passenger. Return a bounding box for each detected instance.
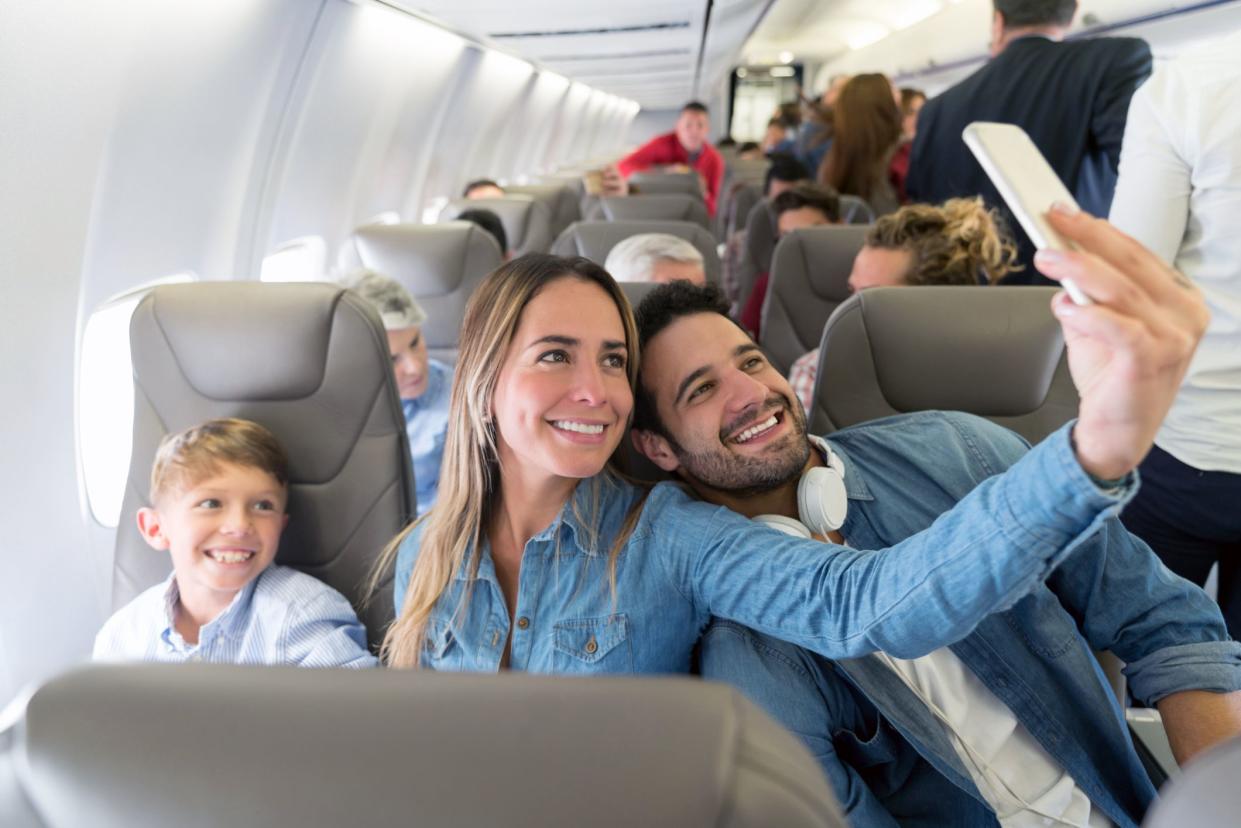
[866,197,1020,285]
[368,254,642,668]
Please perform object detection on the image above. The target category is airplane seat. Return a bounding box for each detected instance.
[505,183,581,237]
[627,170,702,198]
[1142,734,1241,826]
[552,220,722,286]
[586,194,712,231]
[114,282,416,647]
[837,195,876,225]
[727,158,770,192]
[808,285,1077,444]
[341,222,503,364]
[734,198,776,310]
[760,225,870,374]
[720,182,761,244]
[440,195,553,255]
[1,665,847,828]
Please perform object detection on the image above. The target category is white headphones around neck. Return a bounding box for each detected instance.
[754,437,848,538]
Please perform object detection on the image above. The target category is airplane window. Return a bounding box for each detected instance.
[78,273,196,527]
[423,196,449,225]
[259,235,327,282]
[364,211,402,226]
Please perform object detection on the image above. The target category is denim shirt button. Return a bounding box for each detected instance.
[584,636,598,654]
[517,616,530,630]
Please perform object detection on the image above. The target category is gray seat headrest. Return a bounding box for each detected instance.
[7,665,846,828]
[628,170,702,197]
[838,195,876,225]
[441,195,553,255]
[551,220,721,286]
[115,282,415,645]
[812,286,1078,444]
[343,222,503,363]
[505,183,581,237]
[761,225,870,373]
[735,198,776,308]
[588,195,711,231]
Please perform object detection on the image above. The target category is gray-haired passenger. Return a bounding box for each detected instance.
[603,233,706,285]
[348,270,451,516]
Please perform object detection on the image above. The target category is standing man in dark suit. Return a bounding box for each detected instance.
[906,0,1151,284]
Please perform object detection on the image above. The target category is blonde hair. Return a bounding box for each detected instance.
[149,418,289,504]
[371,254,641,668]
[866,197,1020,285]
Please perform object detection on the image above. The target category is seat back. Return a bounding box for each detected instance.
[761,225,870,373]
[589,195,711,231]
[728,157,770,191]
[5,665,846,828]
[441,195,553,255]
[1143,734,1241,827]
[717,182,761,243]
[628,170,702,197]
[838,195,876,225]
[115,282,416,645]
[735,199,776,310]
[341,222,503,364]
[552,220,721,286]
[810,286,1078,445]
[506,183,581,237]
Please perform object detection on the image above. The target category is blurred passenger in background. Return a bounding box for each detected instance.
[349,271,452,516]
[817,73,903,217]
[890,87,926,202]
[463,179,505,200]
[907,0,1151,281]
[736,141,763,161]
[617,101,725,216]
[787,197,1017,412]
[720,154,810,309]
[796,75,850,176]
[604,233,706,286]
[739,182,840,337]
[1110,30,1241,637]
[455,207,510,260]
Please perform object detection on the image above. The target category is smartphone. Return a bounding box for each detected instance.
[582,168,605,196]
[962,122,1091,305]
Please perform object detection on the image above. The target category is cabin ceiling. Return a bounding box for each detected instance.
[399,0,775,110]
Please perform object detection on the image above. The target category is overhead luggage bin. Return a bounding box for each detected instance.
[2,665,847,828]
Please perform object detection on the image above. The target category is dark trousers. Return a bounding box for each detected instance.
[1122,444,1241,638]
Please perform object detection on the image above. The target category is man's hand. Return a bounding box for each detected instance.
[1034,203,1209,480]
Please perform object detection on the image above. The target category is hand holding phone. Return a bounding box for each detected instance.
[962,122,1091,305]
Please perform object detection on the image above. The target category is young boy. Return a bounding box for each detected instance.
[93,418,377,667]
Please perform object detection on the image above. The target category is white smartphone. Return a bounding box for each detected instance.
[962,121,1091,305]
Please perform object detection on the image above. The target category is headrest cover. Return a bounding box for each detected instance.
[348,223,476,295]
[141,282,334,400]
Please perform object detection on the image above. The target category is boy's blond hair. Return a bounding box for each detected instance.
[149,418,289,504]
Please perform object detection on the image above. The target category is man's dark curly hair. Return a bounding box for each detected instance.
[632,281,742,435]
[994,0,1076,29]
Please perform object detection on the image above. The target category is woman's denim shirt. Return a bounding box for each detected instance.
[402,358,451,517]
[393,413,1132,674]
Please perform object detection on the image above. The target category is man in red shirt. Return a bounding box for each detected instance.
[617,101,725,217]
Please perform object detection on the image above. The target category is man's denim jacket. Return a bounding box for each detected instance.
[699,412,1241,828]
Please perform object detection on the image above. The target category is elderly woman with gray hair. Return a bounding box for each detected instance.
[349,270,453,516]
[603,233,706,285]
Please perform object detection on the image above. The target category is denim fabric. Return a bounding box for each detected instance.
[393,412,1135,676]
[403,358,452,517]
[699,414,1241,828]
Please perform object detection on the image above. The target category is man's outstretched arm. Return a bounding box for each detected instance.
[1158,690,1241,765]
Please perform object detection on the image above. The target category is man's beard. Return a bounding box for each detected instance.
[670,393,811,498]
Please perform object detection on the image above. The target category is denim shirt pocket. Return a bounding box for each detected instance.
[553,613,633,673]
[423,618,459,669]
[833,713,902,770]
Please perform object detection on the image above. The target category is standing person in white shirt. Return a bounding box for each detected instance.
[1110,31,1241,638]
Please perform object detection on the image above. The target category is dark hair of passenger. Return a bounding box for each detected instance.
[455,207,508,254]
[462,178,502,198]
[899,88,926,116]
[994,0,1077,28]
[717,136,737,148]
[777,101,801,128]
[681,101,709,115]
[772,182,841,224]
[817,73,902,204]
[632,281,735,436]
[737,140,760,154]
[764,153,809,195]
